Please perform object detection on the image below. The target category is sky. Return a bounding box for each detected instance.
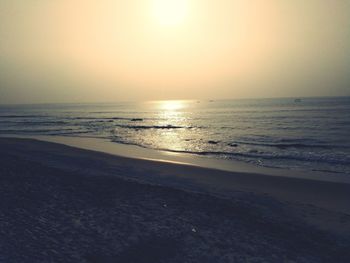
[0,0,349,104]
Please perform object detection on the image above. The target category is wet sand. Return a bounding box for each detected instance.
[0,137,350,262]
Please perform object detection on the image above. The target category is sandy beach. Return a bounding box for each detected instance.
[0,137,350,262]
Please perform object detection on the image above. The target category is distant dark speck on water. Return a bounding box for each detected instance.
[208,140,219,145]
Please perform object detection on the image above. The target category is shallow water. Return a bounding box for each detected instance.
[1,97,349,175]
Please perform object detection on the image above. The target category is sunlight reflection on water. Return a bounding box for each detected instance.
[1,97,349,174]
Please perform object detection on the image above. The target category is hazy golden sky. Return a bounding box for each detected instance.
[0,0,349,103]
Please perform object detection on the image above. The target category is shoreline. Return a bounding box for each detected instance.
[1,137,350,262]
[2,134,349,184]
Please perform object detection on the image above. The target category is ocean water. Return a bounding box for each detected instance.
[1,97,350,175]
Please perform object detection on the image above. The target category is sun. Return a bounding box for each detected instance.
[151,0,189,27]
[150,100,187,111]
[160,100,185,111]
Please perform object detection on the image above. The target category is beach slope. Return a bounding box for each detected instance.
[0,138,349,263]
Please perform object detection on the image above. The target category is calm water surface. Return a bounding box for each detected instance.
[1,97,349,175]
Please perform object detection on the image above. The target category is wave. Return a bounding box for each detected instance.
[162,148,350,166]
[12,121,68,126]
[0,128,87,134]
[65,117,149,122]
[229,138,348,149]
[47,131,92,136]
[0,115,45,118]
[69,117,130,120]
[113,124,194,130]
[0,115,130,123]
[109,138,350,167]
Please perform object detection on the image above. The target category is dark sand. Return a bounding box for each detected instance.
[0,138,350,262]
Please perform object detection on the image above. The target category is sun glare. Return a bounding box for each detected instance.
[157,100,186,111]
[151,0,189,27]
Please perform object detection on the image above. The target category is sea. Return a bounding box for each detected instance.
[1,97,349,175]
